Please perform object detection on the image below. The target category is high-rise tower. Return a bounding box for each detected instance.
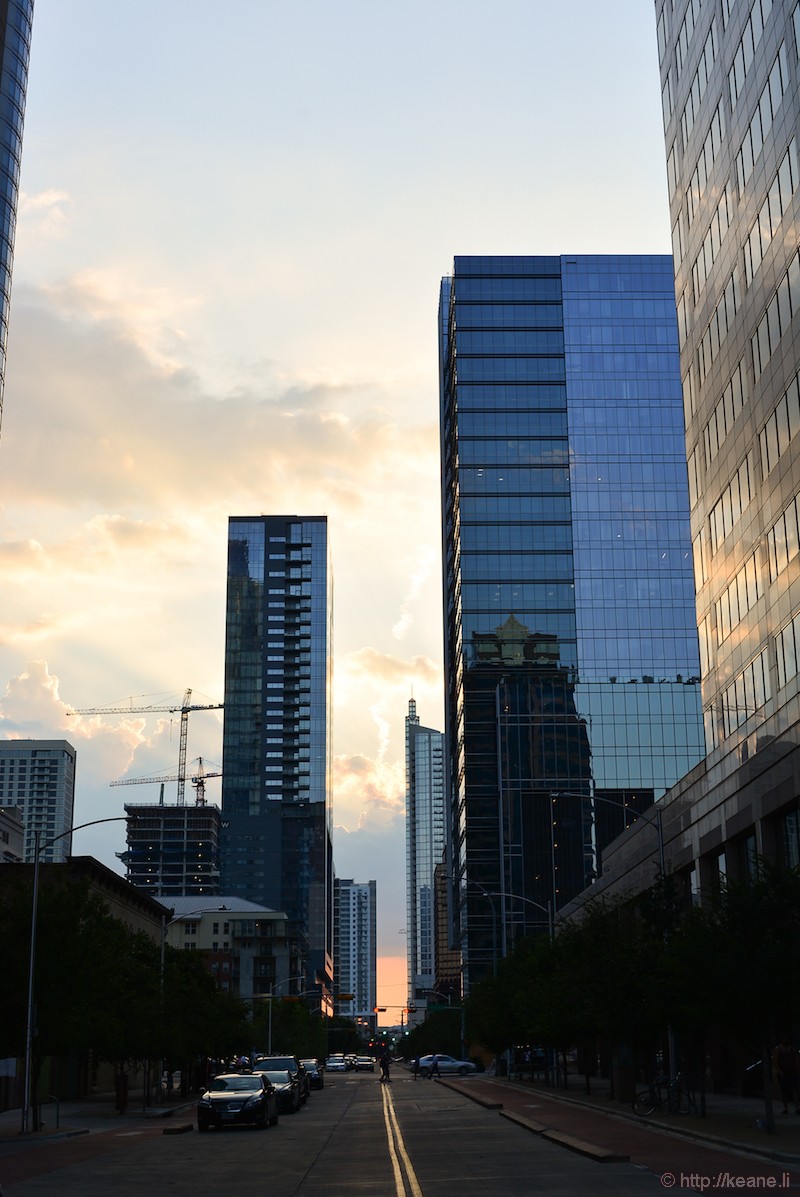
[650,0,800,887]
[439,255,705,986]
[220,515,333,1001]
[0,739,75,862]
[0,1,34,432]
[404,698,445,1008]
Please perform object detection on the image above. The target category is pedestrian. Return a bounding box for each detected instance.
[412,1055,420,1081]
[380,1052,391,1084]
[772,1035,800,1114]
[428,1052,440,1079]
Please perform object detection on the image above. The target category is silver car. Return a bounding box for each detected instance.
[418,1054,477,1077]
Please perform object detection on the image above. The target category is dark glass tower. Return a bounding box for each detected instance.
[0,0,33,432]
[221,515,333,1000]
[439,255,704,987]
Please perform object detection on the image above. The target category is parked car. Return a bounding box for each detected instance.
[197,1073,278,1131]
[253,1068,302,1114]
[254,1055,310,1102]
[325,1055,347,1072]
[418,1054,477,1077]
[300,1058,324,1089]
[354,1055,375,1072]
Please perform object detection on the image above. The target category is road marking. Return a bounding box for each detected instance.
[382,1085,424,1197]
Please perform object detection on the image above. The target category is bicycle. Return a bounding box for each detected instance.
[632,1072,697,1117]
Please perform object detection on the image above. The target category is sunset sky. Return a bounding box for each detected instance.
[0,1,671,1012]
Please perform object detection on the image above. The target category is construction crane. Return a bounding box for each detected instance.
[67,688,223,804]
[110,757,222,806]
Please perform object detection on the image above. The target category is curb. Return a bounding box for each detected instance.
[439,1078,626,1162]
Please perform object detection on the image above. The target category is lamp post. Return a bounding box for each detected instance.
[264,977,312,1054]
[448,875,498,977]
[549,790,665,915]
[22,815,132,1135]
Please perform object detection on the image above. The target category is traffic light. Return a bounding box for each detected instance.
[373,1006,386,1013]
[405,1006,417,1013]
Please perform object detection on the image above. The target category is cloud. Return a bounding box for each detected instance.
[333,752,405,833]
[17,189,71,241]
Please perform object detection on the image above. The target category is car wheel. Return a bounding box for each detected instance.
[269,1109,279,1127]
[458,1066,469,1075]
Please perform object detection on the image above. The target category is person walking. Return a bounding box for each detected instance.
[411,1055,420,1081]
[380,1052,392,1084]
[428,1053,441,1079]
[772,1035,800,1114]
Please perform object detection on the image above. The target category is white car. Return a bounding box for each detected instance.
[325,1055,347,1072]
[418,1054,477,1077]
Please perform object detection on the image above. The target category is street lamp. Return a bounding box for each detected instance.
[447,874,499,977]
[549,789,665,894]
[22,815,133,1135]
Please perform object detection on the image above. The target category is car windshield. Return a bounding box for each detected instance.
[209,1076,260,1092]
[260,1071,290,1084]
[258,1057,295,1069]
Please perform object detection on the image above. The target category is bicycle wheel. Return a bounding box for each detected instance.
[632,1089,657,1116]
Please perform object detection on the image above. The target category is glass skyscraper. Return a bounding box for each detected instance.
[0,0,34,432]
[404,698,445,1008]
[651,0,800,891]
[439,255,704,986]
[220,515,333,999]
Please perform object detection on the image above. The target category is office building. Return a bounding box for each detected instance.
[613,0,800,899]
[404,698,446,1009]
[0,740,75,862]
[439,255,704,986]
[118,801,222,898]
[220,515,334,1005]
[0,0,33,433]
[333,877,377,1022]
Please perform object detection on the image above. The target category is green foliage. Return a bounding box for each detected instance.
[462,863,800,1065]
[403,1009,462,1059]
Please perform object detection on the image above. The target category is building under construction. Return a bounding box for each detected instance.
[117,802,222,898]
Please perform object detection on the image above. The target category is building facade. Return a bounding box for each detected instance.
[118,801,222,898]
[333,877,377,1023]
[0,740,75,862]
[0,802,22,861]
[164,894,297,999]
[404,698,446,1009]
[640,0,800,904]
[439,255,705,986]
[0,0,33,432]
[220,515,334,1006]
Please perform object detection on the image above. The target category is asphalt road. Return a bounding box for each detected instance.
[0,1072,671,1196]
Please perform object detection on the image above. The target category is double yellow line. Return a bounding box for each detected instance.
[381,1084,424,1197]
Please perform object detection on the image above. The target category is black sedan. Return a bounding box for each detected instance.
[197,1073,278,1132]
[300,1058,324,1089]
[254,1069,302,1114]
[254,1055,310,1102]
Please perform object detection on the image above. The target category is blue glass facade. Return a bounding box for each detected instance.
[440,255,704,986]
[220,515,333,993]
[0,0,33,431]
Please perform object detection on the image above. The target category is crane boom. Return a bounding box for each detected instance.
[69,689,223,804]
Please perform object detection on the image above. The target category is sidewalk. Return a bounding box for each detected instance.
[438,1073,800,1168]
[0,1092,196,1145]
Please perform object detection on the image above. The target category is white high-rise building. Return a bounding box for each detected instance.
[405,699,445,1009]
[333,877,376,1023]
[0,740,76,862]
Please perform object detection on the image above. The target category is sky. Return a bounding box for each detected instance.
[0,1,671,1014]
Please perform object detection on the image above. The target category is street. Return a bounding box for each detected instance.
[1,1072,670,1197]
